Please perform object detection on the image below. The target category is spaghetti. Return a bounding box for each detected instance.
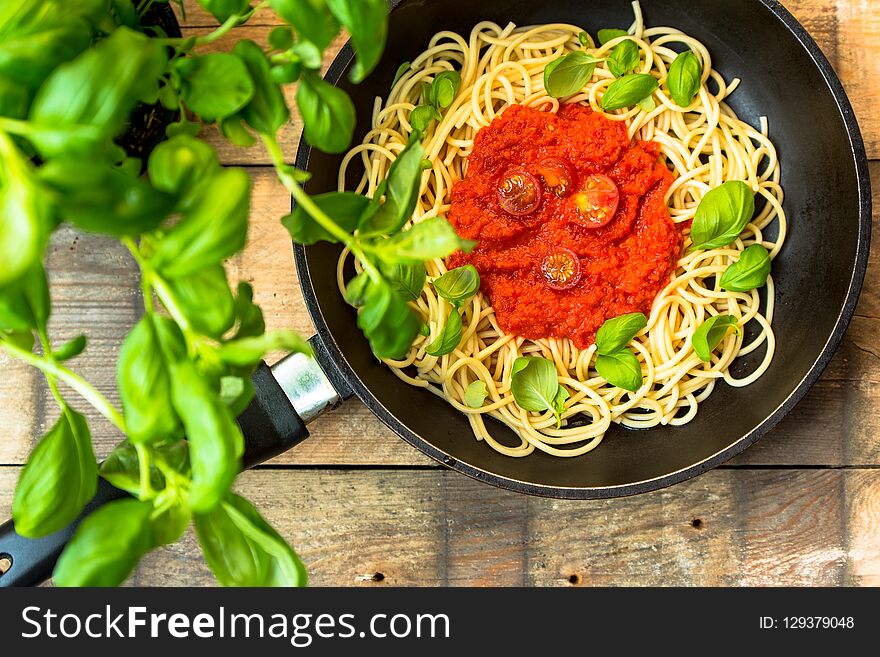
[336,1,785,458]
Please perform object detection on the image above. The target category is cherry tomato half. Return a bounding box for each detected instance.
[572,174,619,228]
[534,158,575,198]
[541,248,582,291]
[498,167,542,216]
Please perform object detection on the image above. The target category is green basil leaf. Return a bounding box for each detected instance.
[175,53,255,122]
[410,104,441,132]
[170,360,244,513]
[359,134,426,236]
[272,61,302,85]
[0,18,91,92]
[371,217,473,264]
[0,76,29,119]
[638,95,656,111]
[296,70,356,153]
[464,380,488,408]
[595,350,643,391]
[433,265,480,306]
[344,272,371,307]
[282,191,368,244]
[667,50,702,107]
[692,314,741,362]
[607,38,640,77]
[0,264,49,332]
[197,0,251,23]
[392,61,411,88]
[234,40,290,134]
[217,330,311,366]
[510,356,560,413]
[53,499,154,587]
[167,265,236,338]
[147,134,221,202]
[220,375,256,416]
[720,244,771,292]
[595,312,647,355]
[12,406,97,537]
[53,334,86,362]
[150,487,191,547]
[356,277,420,359]
[38,158,174,236]
[577,31,594,48]
[597,28,628,45]
[379,261,427,302]
[99,440,166,495]
[268,26,294,51]
[151,168,251,278]
[428,71,461,109]
[270,0,339,51]
[689,181,756,250]
[29,28,167,147]
[552,385,570,428]
[118,315,185,445]
[195,493,307,587]
[325,0,387,83]
[425,309,462,356]
[232,282,266,339]
[544,51,603,98]
[601,73,658,111]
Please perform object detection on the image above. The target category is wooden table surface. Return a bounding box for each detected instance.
[1,0,878,586]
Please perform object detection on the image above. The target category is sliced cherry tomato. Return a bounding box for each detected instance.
[572,174,619,228]
[534,158,575,197]
[497,167,542,216]
[541,248,582,291]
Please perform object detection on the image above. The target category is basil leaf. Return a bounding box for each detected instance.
[595,350,643,391]
[29,28,167,149]
[344,272,371,307]
[38,158,174,236]
[269,0,339,51]
[11,406,97,538]
[433,265,480,306]
[52,334,86,362]
[607,39,640,77]
[195,493,307,587]
[720,244,771,292]
[175,52,255,123]
[268,25,295,51]
[425,310,462,356]
[217,330,311,367]
[689,181,756,250]
[692,314,741,362]
[167,265,236,338]
[379,261,427,302]
[0,76,29,119]
[510,357,560,413]
[232,282,266,339]
[53,499,154,587]
[0,15,91,92]
[325,0,388,83]
[99,440,166,495]
[638,95,656,112]
[234,40,290,134]
[544,51,603,98]
[170,360,244,513]
[595,312,647,355]
[198,0,251,23]
[410,104,441,133]
[219,115,256,146]
[0,264,49,332]
[282,191,368,244]
[118,315,185,445]
[667,50,702,107]
[359,134,426,236]
[577,31,594,48]
[392,61,411,88]
[601,73,658,111]
[151,168,251,278]
[371,217,472,264]
[150,487,191,547]
[552,385,569,428]
[356,277,420,359]
[147,135,220,201]
[272,61,302,85]
[464,380,488,408]
[296,70,356,154]
[597,28,628,45]
[428,71,461,109]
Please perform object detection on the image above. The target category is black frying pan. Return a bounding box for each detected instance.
[0,0,870,586]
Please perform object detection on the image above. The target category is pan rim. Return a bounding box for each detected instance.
[292,0,872,499]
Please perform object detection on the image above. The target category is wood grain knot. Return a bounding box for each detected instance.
[567,574,582,585]
[691,518,704,530]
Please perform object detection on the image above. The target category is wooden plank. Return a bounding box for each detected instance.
[174,0,278,27]
[3,468,871,587]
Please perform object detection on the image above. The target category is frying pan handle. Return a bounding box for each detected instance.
[0,336,348,587]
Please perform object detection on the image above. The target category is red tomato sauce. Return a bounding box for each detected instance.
[447,104,681,348]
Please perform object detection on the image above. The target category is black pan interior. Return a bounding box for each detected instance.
[294,0,871,497]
